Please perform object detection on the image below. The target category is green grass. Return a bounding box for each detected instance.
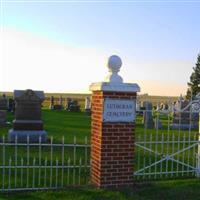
[0,109,91,143]
[1,179,200,200]
[0,109,200,199]
[42,110,91,143]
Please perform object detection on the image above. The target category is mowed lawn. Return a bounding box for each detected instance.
[1,179,200,200]
[0,109,91,143]
[0,109,200,199]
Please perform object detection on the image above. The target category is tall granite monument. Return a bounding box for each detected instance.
[8,89,47,142]
[142,101,154,128]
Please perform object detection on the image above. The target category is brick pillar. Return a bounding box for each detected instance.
[90,55,140,188]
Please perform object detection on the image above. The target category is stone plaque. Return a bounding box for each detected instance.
[103,99,136,122]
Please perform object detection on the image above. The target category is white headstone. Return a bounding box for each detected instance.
[85,97,91,110]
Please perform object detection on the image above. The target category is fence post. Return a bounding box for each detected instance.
[90,55,140,188]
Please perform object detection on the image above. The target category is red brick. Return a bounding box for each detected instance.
[91,90,136,188]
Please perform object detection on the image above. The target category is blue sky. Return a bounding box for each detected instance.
[0,1,200,96]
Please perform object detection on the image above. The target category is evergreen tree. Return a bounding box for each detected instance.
[186,54,200,99]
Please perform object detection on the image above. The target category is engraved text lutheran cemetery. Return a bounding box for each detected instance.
[103,99,136,122]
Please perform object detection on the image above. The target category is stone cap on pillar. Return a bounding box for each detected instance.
[90,55,140,92]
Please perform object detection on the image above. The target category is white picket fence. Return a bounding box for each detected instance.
[0,136,90,192]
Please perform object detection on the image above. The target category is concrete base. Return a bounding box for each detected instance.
[172,123,198,130]
[53,105,63,110]
[13,120,43,130]
[8,129,47,143]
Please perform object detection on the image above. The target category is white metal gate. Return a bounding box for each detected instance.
[134,97,200,180]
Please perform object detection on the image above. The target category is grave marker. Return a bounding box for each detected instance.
[8,89,47,142]
[85,96,91,115]
[0,94,8,110]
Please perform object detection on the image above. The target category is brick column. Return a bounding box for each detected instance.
[90,55,140,188]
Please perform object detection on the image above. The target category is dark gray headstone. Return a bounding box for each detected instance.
[8,98,15,112]
[53,105,63,110]
[0,110,7,125]
[51,96,63,110]
[0,94,8,110]
[66,98,72,110]
[67,100,80,112]
[8,89,47,142]
[142,101,154,128]
[154,118,162,129]
[59,96,63,108]
[49,96,54,109]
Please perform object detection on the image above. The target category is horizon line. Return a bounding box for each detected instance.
[0,90,180,97]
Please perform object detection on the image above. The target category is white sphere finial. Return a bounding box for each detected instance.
[108,55,122,72]
[105,55,123,83]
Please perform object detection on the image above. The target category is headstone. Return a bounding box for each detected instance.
[59,95,63,108]
[53,104,63,110]
[66,98,72,110]
[52,96,63,110]
[0,94,8,110]
[139,105,145,115]
[155,104,160,111]
[154,118,162,129]
[0,110,7,125]
[50,96,62,110]
[49,96,54,109]
[191,93,200,124]
[142,101,154,128]
[172,96,198,130]
[136,101,140,112]
[8,89,47,142]
[136,101,143,115]
[68,100,80,112]
[8,98,15,113]
[162,103,169,110]
[85,97,91,115]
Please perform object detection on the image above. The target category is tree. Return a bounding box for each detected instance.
[186,54,200,99]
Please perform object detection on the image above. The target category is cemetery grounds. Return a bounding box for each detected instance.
[0,99,200,199]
